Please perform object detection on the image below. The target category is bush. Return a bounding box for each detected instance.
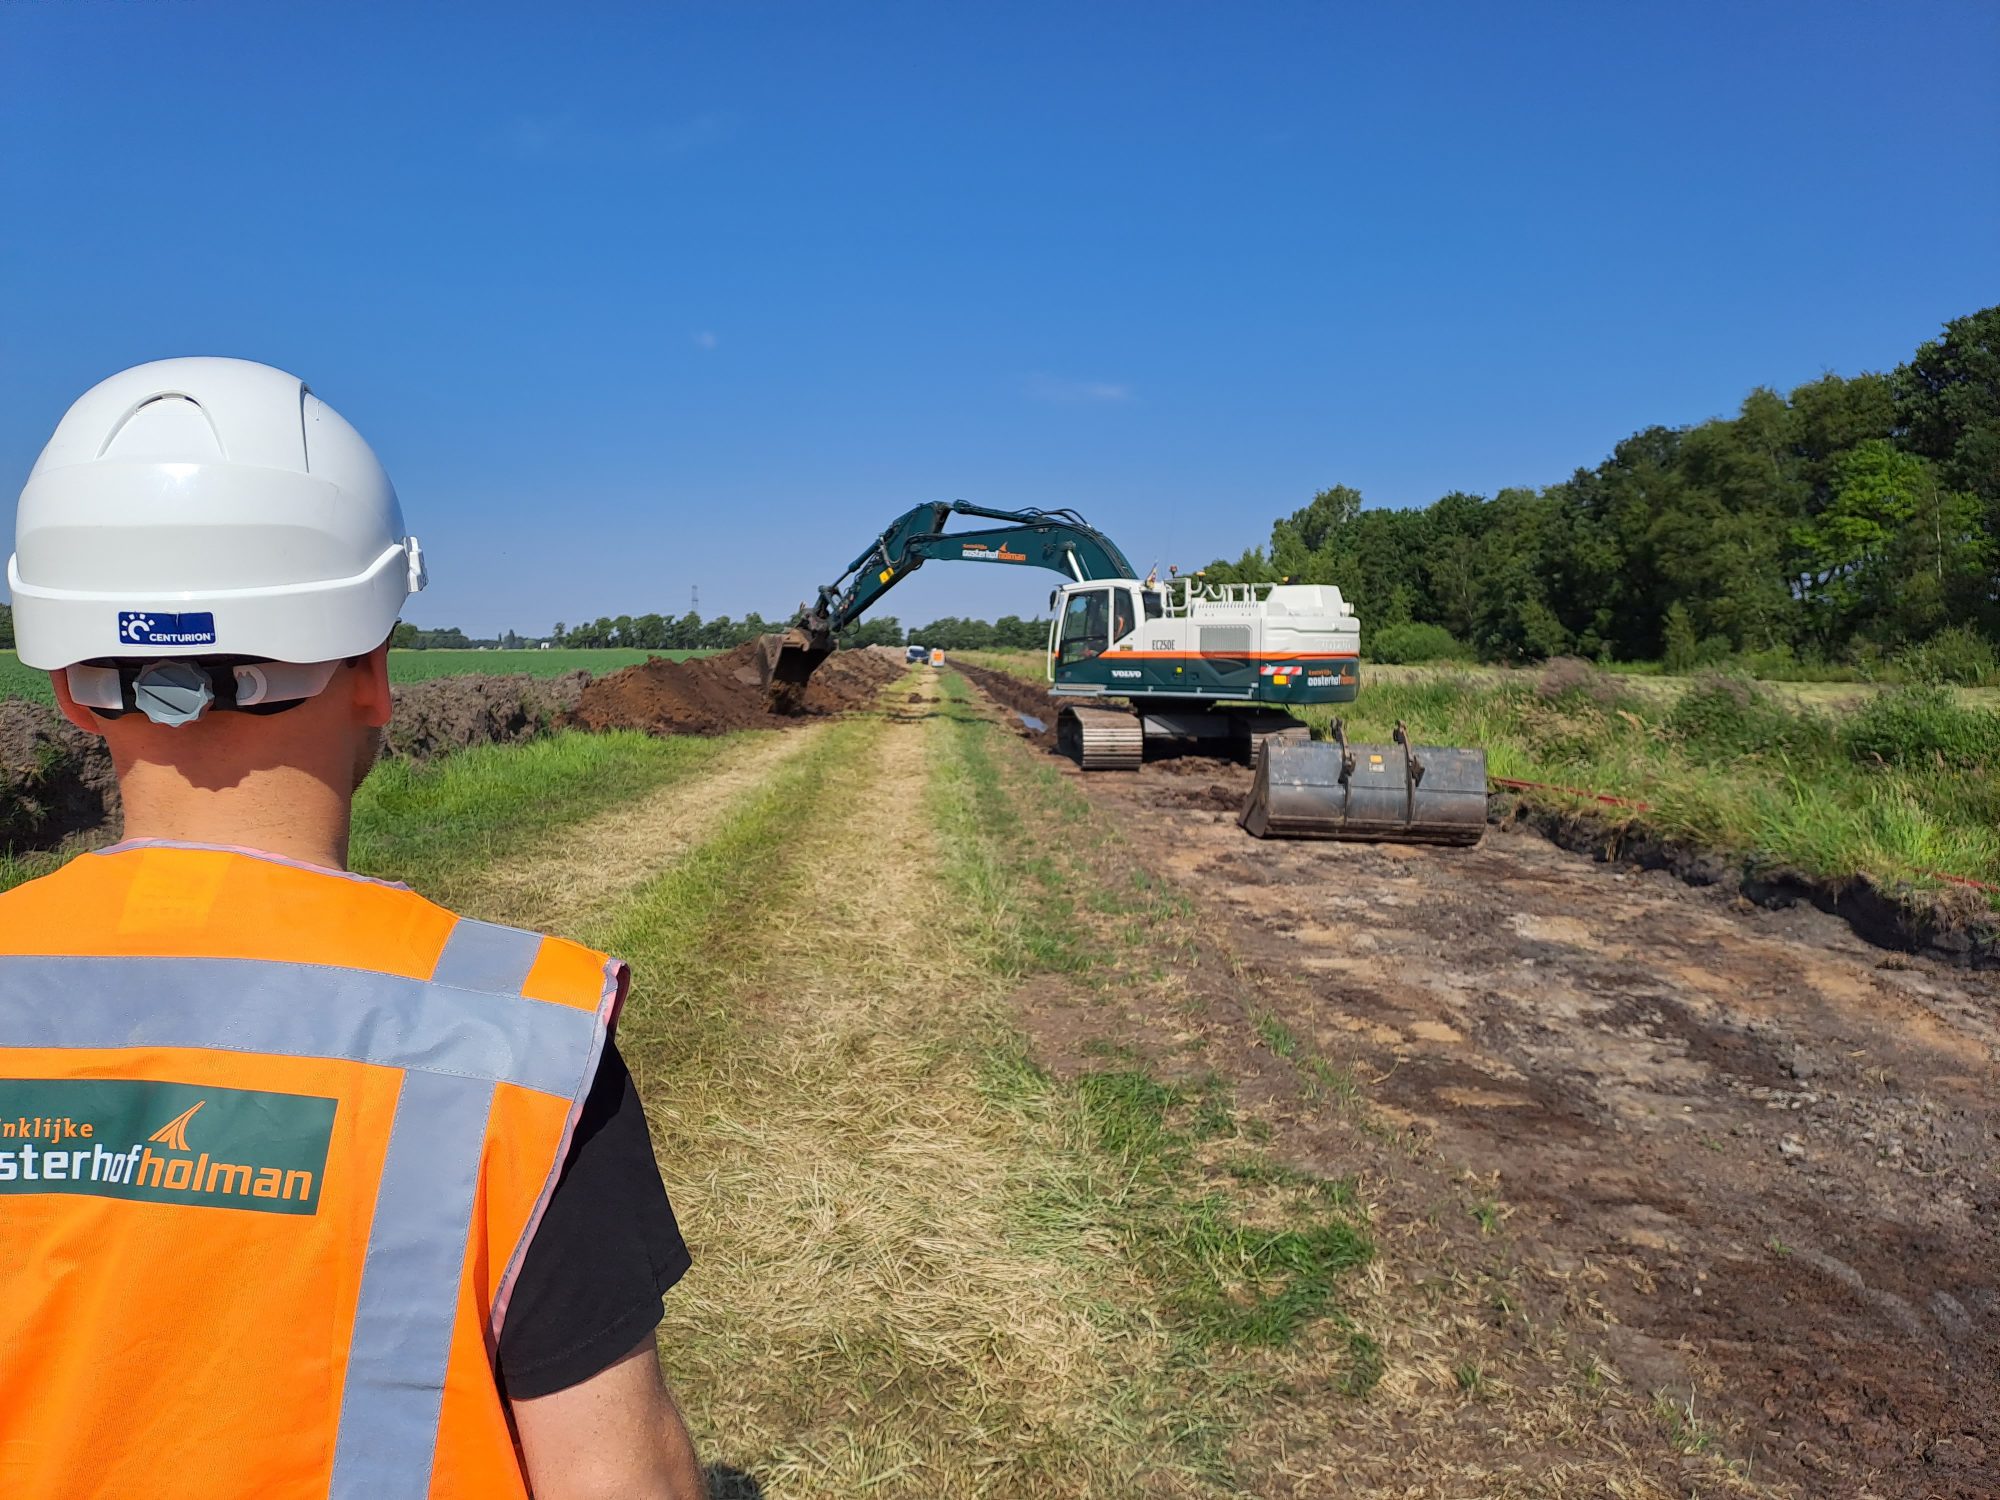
[1892,626,1997,687]
[1665,674,1835,762]
[1841,687,2000,771]
[1367,621,1470,664]
[1534,656,1634,709]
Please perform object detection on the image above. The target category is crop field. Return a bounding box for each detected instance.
[0,647,711,703]
[4,652,1996,1496]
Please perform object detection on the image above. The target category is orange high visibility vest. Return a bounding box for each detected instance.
[0,840,627,1500]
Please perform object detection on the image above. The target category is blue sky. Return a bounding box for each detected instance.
[3,1,1995,636]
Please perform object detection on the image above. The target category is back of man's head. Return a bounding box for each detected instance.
[10,358,425,843]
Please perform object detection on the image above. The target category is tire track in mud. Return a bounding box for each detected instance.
[453,724,831,935]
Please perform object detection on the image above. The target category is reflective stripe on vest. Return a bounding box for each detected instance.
[0,914,602,1500]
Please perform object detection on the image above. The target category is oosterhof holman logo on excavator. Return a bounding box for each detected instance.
[959,542,1028,563]
[0,1079,337,1217]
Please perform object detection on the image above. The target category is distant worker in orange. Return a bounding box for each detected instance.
[0,359,707,1500]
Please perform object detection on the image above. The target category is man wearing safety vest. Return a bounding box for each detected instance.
[0,359,708,1499]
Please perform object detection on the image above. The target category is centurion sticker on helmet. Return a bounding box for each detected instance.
[117,611,217,648]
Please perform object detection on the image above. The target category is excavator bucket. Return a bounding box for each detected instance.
[749,625,835,713]
[1240,721,1487,845]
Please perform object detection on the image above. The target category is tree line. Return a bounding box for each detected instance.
[376,611,1050,654]
[1202,306,1998,675]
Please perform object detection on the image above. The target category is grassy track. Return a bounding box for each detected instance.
[350,729,763,905]
[435,681,1382,1493]
[419,672,1746,1495]
[0,647,708,703]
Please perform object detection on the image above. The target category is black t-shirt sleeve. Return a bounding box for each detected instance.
[495,1037,691,1400]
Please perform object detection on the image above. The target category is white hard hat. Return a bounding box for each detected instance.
[8,357,425,671]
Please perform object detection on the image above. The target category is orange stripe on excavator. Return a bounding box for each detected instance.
[1107,651,1360,661]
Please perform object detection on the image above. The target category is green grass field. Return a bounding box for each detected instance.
[0,647,711,704]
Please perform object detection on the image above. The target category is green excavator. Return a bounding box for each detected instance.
[762,500,1486,845]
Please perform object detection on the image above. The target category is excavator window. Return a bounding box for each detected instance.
[1058,588,1109,664]
[1112,590,1136,644]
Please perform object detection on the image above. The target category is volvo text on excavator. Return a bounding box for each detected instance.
[761,500,1486,844]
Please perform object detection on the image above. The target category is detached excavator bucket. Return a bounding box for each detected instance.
[750,626,835,713]
[1241,722,1487,845]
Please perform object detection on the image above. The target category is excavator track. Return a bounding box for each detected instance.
[1235,711,1313,767]
[1057,705,1144,771]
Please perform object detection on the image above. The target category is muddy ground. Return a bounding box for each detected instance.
[957,663,1999,1497]
[573,641,907,735]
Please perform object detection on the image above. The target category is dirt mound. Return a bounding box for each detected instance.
[0,701,119,851]
[573,641,906,737]
[0,672,597,854]
[386,671,589,760]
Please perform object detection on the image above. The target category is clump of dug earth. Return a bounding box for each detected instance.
[385,671,591,760]
[572,641,906,736]
[0,701,119,850]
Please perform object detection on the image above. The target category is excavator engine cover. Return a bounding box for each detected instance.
[753,626,835,713]
[1241,730,1487,845]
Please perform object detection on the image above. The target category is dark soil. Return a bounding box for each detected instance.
[958,666,2000,1497]
[1500,797,2000,970]
[573,640,906,737]
[385,671,591,761]
[0,702,119,850]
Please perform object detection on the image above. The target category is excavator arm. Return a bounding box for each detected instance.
[760,501,1136,706]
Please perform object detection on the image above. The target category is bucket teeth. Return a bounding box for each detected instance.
[757,627,835,712]
[1241,736,1488,845]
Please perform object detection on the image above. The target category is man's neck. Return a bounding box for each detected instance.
[113,761,354,872]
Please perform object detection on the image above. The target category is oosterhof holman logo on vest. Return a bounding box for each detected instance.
[0,1079,336,1216]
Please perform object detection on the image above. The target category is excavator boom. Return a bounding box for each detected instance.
[761,500,1136,707]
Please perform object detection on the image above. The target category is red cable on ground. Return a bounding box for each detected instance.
[1488,775,1652,813]
[1487,776,2000,895]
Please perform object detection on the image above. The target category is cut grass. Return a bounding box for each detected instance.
[521,695,1215,1495]
[351,728,747,903]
